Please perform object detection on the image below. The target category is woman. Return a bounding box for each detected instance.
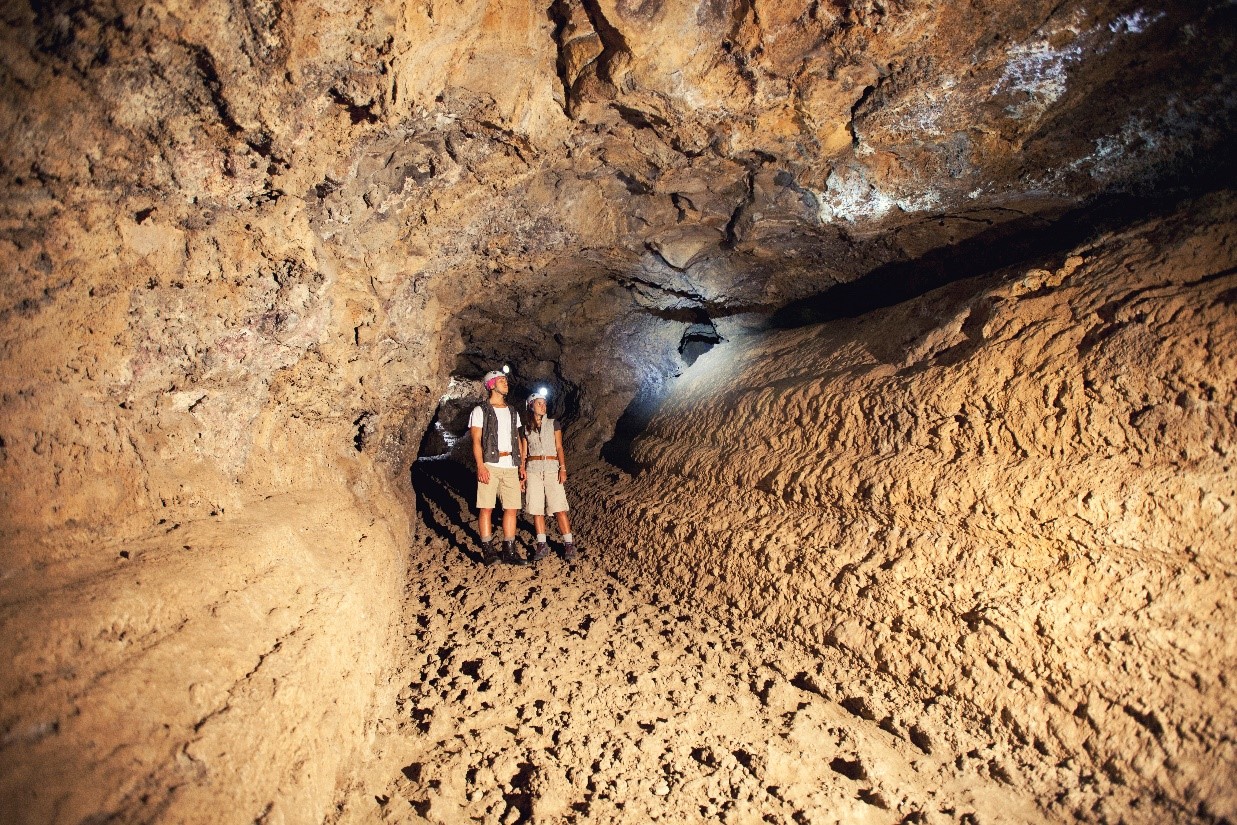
[520,392,578,562]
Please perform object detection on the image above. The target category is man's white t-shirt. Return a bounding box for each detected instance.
[469,405,522,468]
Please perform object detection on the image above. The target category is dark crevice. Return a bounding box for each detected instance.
[614,103,671,132]
[184,42,244,136]
[576,0,631,85]
[245,131,274,159]
[848,84,876,147]
[600,383,665,475]
[353,411,374,452]
[722,166,757,250]
[313,177,341,199]
[671,192,695,220]
[679,321,722,367]
[501,762,537,823]
[616,169,652,195]
[547,0,576,115]
[1122,704,1165,739]
[328,87,380,125]
[829,757,868,782]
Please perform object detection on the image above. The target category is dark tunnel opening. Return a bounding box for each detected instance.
[679,320,723,367]
[418,161,1237,480]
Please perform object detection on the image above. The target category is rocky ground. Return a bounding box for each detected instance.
[328,458,1056,825]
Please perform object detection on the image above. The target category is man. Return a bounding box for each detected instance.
[469,369,525,564]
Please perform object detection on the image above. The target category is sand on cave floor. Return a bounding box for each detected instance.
[326,461,1062,825]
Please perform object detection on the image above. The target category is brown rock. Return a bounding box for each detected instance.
[0,0,1233,821]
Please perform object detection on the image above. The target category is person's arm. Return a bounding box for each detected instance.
[516,413,527,481]
[554,428,567,484]
[471,423,489,484]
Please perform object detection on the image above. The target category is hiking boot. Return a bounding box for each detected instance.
[530,542,549,562]
[563,542,578,562]
[502,540,525,565]
[480,541,500,566]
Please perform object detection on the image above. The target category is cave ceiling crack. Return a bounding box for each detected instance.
[610,272,771,319]
[576,0,631,88]
[722,153,776,250]
[179,39,244,138]
[182,625,302,744]
[849,81,877,149]
[547,0,579,119]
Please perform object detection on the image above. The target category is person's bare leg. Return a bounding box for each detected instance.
[534,514,548,536]
[555,511,571,536]
[502,508,518,540]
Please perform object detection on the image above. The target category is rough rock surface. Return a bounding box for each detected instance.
[336,461,1051,824]
[574,193,1237,822]
[0,0,1234,821]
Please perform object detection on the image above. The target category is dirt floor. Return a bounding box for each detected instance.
[326,459,1057,825]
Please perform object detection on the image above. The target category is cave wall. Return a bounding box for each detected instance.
[1,0,1234,820]
[574,192,1237,820]
[5,0,1230,540]
[1,491,411,822]
[0,0,447,820]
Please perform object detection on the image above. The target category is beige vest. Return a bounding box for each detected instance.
[524,417,559,460]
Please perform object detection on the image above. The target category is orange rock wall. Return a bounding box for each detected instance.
[1,0,1233,819]
[577,193,1237,819]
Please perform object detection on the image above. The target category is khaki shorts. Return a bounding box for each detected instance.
[525,461,569,516]
[477,465,521,510]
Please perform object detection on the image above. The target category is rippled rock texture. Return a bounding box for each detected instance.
[576,193,1237,821]
[1,0,1234,821]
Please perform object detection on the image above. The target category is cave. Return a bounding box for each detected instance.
[1,0,1235,823]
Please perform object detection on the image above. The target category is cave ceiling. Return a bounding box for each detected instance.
[2,0,1234,442]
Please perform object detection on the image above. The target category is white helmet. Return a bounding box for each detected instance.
[483,370,506,390]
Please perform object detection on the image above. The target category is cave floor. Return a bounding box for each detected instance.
[326,462,1060,825]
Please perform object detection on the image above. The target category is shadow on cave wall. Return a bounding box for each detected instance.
[411,456,489,562]
[600,176,1237,471]
[411,391,512,561]
[770,177,1237,329]
[599,384,664,476]
[598,317,723,474]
